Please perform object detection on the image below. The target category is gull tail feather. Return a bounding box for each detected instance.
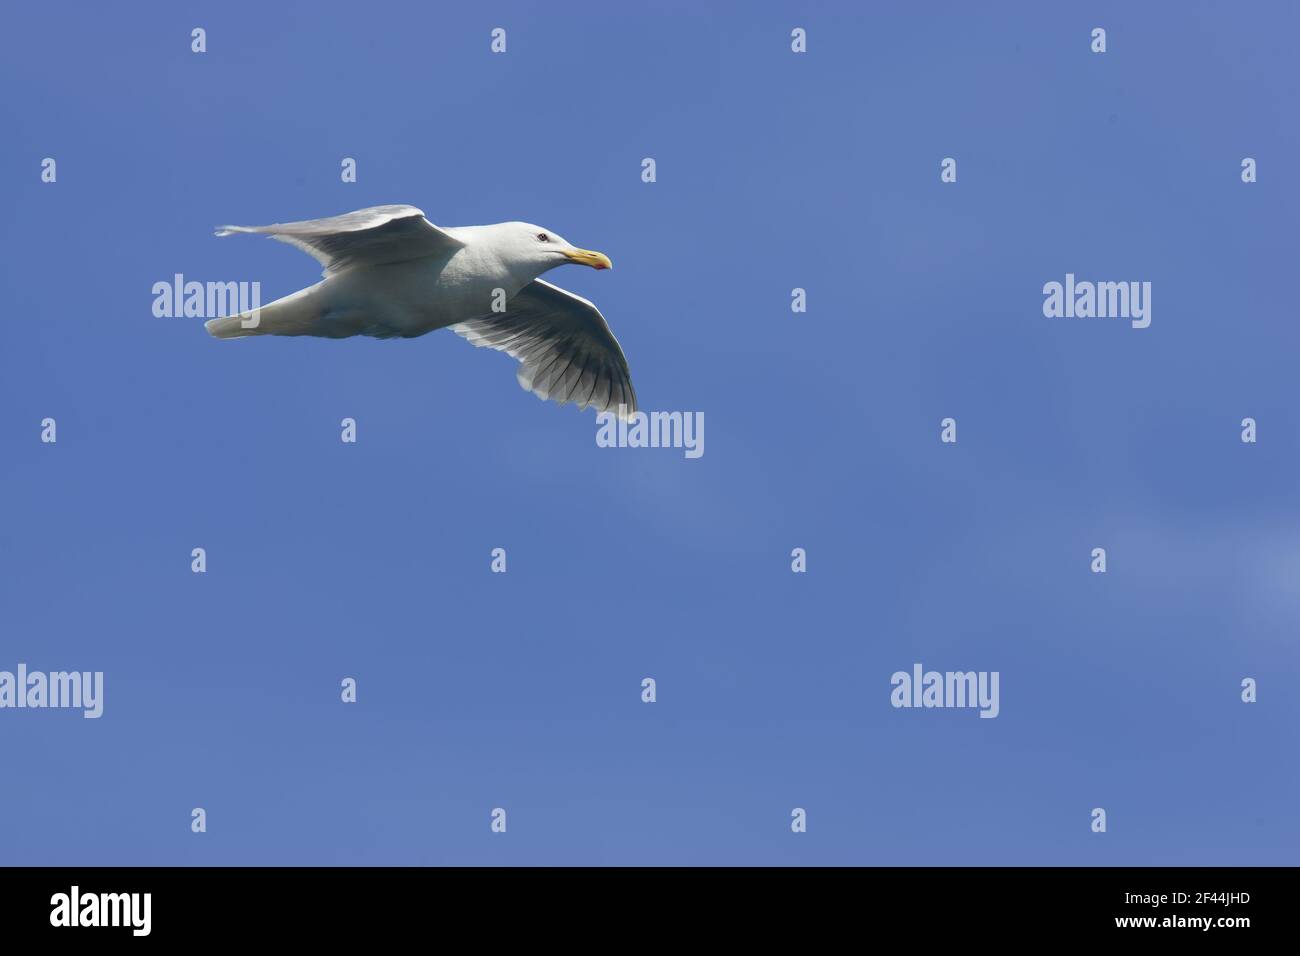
[204,287,323,339]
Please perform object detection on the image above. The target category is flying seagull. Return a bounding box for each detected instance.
[205,205,636,418]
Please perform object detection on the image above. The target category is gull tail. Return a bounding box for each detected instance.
[204,287,322,339]
[204,315,261,339]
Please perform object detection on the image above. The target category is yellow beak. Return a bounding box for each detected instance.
[563,247,613,270]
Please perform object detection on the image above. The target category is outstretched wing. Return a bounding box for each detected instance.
[214,205,464,276]
[451,279,637,419]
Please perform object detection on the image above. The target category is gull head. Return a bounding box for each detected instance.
[492,221,612,274]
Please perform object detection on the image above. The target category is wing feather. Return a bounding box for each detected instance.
[214,204,463,276]
[451,279,637,418]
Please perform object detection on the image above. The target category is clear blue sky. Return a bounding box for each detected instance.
[1,1,1296,865]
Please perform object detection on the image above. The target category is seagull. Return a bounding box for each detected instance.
[205,205,636,418]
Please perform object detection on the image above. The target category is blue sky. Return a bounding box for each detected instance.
[1,1,1296,864]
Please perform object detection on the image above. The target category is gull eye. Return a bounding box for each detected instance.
[537,232,549,242]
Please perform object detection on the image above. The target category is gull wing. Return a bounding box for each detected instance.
[214,205,464,276]
[451,279,637,419]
